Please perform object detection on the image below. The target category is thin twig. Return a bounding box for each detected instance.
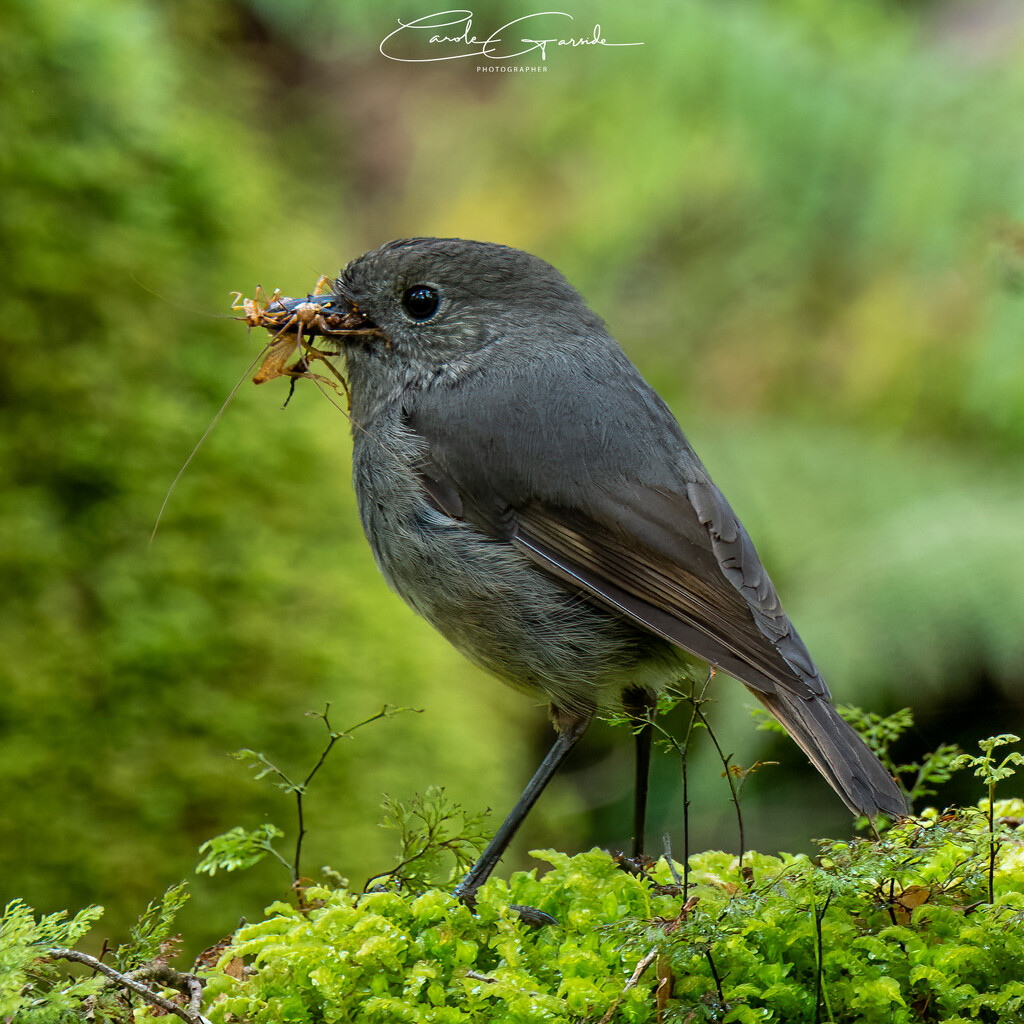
[652,673,714,904]
[362,814,450,891]
[680,719,691,903]
[682,672,717,894]
[626,948,659,989]
[48,949,211,1024]
[692,703,745,868]
[662,833,683,885]
[293,704,415,883]
[988,783,998,905]
[186,974,205,1016]
[813,893,834,1024]
[596,948,659,1024]
[293,704,342,883]
[704,945,725,1005]
[886,878,898,927]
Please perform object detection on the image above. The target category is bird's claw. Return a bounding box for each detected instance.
[454,885,557,928]
[508,903,558,927]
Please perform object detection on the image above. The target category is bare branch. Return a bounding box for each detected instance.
[625,947,659,989]
[596,948,658,1024]
[47,948,211,1024]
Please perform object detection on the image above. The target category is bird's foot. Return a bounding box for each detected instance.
[612,851,656,878]
[454,883,557,928]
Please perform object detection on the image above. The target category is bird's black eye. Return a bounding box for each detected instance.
[401,285,440,321]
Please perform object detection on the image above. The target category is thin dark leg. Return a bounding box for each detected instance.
[622,689,656,860]
[454,713,589,904]
[633,717,653,858]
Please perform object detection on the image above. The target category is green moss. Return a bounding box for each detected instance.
[179,800,1024,1023]
[6,797,1024,1021]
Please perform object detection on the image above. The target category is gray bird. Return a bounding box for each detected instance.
[256,237,907,902]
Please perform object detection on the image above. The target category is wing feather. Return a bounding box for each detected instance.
[401,352,906,817]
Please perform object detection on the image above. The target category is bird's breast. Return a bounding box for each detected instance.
[349,416,681,714]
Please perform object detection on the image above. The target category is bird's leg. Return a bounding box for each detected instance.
[633,720,654,859]
[454,709,589,913]
[623,688,657,860]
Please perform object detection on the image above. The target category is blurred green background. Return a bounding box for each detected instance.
[3,0,1024,957]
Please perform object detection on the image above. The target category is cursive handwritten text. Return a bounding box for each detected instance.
[380,10,643,63]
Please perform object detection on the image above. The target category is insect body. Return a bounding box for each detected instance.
[154,276,377,540]
[231,275,378,399]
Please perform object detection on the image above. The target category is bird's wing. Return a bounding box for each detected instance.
[510,486,820,698]
[403,350,906,817]
[404,350,821,698]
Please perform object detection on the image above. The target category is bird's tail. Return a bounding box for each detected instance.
[751,687,908,819]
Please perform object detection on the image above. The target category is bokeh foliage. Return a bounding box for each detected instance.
[2,0,1024,954]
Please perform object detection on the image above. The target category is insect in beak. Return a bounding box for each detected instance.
[231,276,381,390]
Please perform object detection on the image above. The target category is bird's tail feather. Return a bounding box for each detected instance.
[751,688,908,819]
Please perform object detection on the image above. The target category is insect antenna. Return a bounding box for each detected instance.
[149,345,270,546]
